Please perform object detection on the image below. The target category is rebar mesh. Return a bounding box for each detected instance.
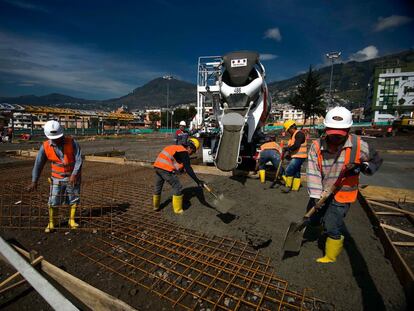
[1,161,334,310]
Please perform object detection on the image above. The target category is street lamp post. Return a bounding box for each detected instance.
[163,75,173,133]
[326,51,341,108]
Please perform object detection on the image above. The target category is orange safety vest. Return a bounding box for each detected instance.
[288,130,307,158]
[43,136,76,179]
[314,135,361,203]
[153,145,187,172]
[260,141,282,153]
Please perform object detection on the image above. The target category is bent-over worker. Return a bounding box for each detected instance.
[27,120,82,233]
[258,136,283,183]
[153,137,205,214]
[307,107,382,263]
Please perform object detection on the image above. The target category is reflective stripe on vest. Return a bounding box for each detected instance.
[43,137,75,179]
[314,135,361,203]
[260,142,282,153]
[153,145,187,172]
[288,130,307,158]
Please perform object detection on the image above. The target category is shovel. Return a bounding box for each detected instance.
[281,167,350,256]
[203,184,236,214]
[270,154,284,189]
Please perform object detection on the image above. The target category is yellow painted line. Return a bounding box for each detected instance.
[377,149,414,155]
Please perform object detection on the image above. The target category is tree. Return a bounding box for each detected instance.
[289,66,325,126]
[148,111,160,129]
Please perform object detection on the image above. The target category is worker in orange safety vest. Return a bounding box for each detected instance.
[280,120,307,193]
[306,107,382,263]
[153,137,205,214]
[27,120,82,233]
[257,135,283,183]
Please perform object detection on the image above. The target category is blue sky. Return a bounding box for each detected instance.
[0,0,413,99]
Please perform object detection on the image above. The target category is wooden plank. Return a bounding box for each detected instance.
[381,224,414,238]
[361,185,414,203]
[358,193,414,306]
[0,237,78,311]
[375,211,405,216]
[367,200,414,217]
[393,242,414,247]
[12,244,137,311]
[0,279,27,294]
[0,256,43,289]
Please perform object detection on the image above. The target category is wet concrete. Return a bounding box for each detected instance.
[161,175,406,311]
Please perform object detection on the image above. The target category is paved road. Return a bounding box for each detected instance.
[360,153,414,190]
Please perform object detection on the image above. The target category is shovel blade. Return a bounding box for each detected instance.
[211,196,236,214]
[281,222,305,255]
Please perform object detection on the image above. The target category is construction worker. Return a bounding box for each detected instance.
[258,135,283,183]
[175,121,189,145]
[307,107,382,263]
[27,120,82,232]
[280,120,307,193]
[153,137,205,214]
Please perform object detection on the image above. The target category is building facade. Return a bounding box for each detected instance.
[372,63,414,122]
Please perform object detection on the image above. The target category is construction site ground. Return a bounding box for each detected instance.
[1,133,412,311]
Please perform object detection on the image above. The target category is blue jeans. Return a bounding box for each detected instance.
[285,158,305,178]
[308,198,350,239]
[48,177,81,206]
[259,150,281,170]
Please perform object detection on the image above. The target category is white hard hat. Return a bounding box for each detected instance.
[179,121,186,126]
[324,107,353,129]
[44,120,63,139]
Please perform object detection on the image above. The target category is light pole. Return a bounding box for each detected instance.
[163,75,173,133]
[326,51,341,107]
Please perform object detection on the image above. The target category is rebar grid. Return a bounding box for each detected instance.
[2,161,333,310]
[0,162,153,230]
[77,207,333,311]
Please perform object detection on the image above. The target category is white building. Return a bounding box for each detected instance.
[373,66,414,122]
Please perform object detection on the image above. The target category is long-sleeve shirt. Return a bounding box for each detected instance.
[32,137,82,182]
[307,135,382,199]
[173,151,201,184]
[287,130,305,152]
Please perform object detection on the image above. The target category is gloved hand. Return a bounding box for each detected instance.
[27,181,38,192]
[197,180,206,188]
[345,163,362,175]
[360,162,371,175]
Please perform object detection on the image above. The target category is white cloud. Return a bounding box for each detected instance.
[0,31,164,98]
[3,0,49,12]
[349,46,379,62]
[260,54,278,61]
[263,28,282,41]
[374,15,413,32]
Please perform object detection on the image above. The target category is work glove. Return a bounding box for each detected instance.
[26,181,38,192]
[360,162,372,175]
[345,163,362,175]
[197,180,206,188]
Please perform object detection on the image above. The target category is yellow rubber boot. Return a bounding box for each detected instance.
[45,206,55,233]
[281,175,287,184]
[153,194,161,211]
[172,195,184,214]
[259,170,266,183]
[68,204,79,229]
[317,236,344,263]
[285,176,293,188]
[292,178,301,191]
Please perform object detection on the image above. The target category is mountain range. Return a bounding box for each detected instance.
[1,50,413,111]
